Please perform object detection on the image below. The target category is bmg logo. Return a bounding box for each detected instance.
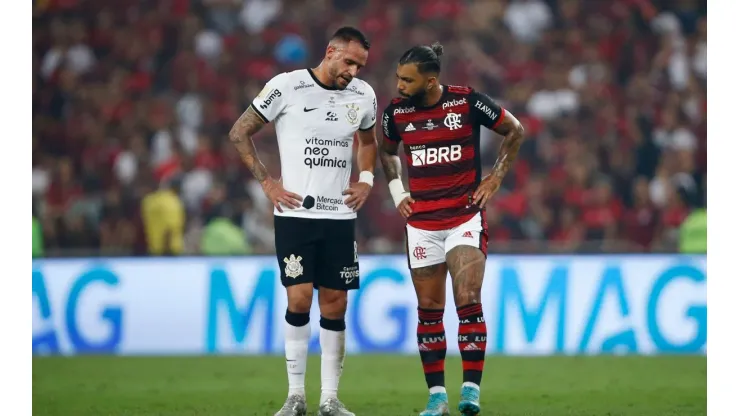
[259,89,282,110]
[410,145,462,166]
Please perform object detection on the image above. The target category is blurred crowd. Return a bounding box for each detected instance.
[32,0,707,257]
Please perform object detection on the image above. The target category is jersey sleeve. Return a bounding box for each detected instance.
[381,105,402,143]
[359,87,377,131]
[250,73,289,123]
[469,90,505,129]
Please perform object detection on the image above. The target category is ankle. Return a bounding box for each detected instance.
[320,390,337,403]
[462,381,479,390]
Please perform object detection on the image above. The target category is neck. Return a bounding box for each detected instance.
[312,62,334,87]
[422,84,443,107]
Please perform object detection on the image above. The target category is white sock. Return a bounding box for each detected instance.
[462,381,480,390]
[285,320,310,398]
[319,322,346,404]
[430,386,447,395]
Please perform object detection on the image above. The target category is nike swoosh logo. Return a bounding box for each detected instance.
[304,107,318,112]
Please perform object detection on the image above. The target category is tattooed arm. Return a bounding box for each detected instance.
[469,91,525,207]
[379,138,403,185]
[231,74,302,211]
[378,108,414,217]
[490,110,525,183]
[228,106,270,183]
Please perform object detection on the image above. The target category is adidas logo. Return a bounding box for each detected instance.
[464,343,481,351]
[405,123,416,132]
[462,231,474,238]
[419,344,431,351]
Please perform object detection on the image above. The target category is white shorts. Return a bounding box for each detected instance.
[405,212,488,269]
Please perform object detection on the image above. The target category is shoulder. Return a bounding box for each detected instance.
[345,77,375,98]
[383,96,411,114]
[265,71,293,86]
[446,84,474,96]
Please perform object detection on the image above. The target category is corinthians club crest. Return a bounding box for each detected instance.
[346,103,360,125]
[284,254,303,278]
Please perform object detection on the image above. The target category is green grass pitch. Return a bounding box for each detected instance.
[32,355,706,416]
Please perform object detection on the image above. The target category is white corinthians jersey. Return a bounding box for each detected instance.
[251,69,377,220]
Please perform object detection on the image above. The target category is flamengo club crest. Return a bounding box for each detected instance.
[346,103,360,124]
[444,112,462,130]
[284,254,304,278]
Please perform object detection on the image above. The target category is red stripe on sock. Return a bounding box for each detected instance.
[423,340,447,350]
[458,322,487,334]
[419,310,444,321]
[462,360,485,372]
[423,360,445,374]
[457,304,483,318]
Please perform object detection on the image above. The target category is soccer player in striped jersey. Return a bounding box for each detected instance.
[378,42,525,416]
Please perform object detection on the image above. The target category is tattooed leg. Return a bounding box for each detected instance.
[447,245,487,391]
[447,246,485,307]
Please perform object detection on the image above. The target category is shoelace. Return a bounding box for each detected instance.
[426,394,447,409]
[460,386,478,401]
[323,398,347,410]
[281,397,301,411]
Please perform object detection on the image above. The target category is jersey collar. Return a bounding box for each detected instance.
[307,68,338,91]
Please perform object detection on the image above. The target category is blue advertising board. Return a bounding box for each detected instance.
[32,255,706,356]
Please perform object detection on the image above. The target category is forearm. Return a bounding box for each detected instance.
[379,150,408,206]
[357,139,377,173]
[379,151,403,182]
[492,119,525,181]
[229,107,269,182]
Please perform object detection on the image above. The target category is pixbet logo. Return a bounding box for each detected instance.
[442,98,467,110]
[394,106,415,115]
[410,144,462,166]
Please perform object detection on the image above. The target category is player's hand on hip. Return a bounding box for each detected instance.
[397,196,415,218]
[472,175,502,208]
[343,182,372,212]
[261,177,303,212]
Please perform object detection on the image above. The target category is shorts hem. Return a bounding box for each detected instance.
[408,259,446,270]
[444,239,484,254]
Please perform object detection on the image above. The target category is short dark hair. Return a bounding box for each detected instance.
[399,42,444,74]
[331,26,371,50]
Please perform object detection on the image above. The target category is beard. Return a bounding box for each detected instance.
[329,67,352,90]
[400,88,428,105]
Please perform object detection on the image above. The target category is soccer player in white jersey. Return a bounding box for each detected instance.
[228,27,378,416]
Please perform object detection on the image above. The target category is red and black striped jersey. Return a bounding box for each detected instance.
[382,85,505,231]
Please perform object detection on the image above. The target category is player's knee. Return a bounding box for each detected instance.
[287,287,313,314]
[453,290,481,308]
[287,297,312,314]
[318,289,348,319]
[417,296,445,310]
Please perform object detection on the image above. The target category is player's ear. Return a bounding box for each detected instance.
[426,76,437,90]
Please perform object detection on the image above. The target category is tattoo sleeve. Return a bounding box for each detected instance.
[229,106,270,183]
[491,112,526,181]
[379,139,403,183]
